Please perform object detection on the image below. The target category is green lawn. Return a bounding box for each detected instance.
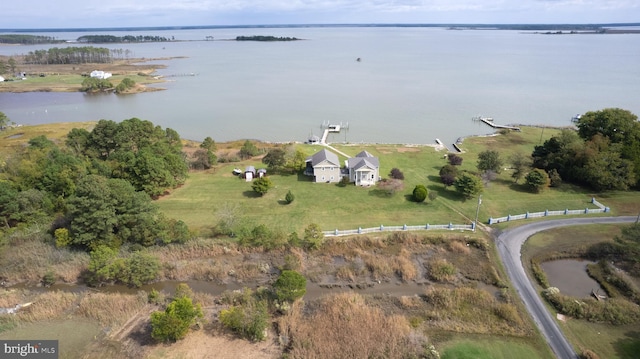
[439,336,552,359]
[158,126,637,235]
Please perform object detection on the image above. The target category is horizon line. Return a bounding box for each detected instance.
[2,22,640,32]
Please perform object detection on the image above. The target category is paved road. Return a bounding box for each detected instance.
[494,216,637,359]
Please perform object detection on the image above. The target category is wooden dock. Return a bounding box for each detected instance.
[473,116,521,131]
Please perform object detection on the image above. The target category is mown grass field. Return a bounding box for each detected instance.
[439,335,551,359]
[157,126,640,235]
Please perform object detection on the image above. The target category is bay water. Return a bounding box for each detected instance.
[1,26,639,147]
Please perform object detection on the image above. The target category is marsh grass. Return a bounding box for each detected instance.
[0,232,89,283]
[277,293,430,359]
[422,287,530,336]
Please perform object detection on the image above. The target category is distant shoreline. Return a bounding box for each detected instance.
[2,22,639,33]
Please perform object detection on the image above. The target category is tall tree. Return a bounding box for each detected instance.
[477,150,503,174]
[454,172,483,199]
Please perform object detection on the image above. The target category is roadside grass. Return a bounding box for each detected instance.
[560,320,640,359]
[523,224,640,358]
[439,336,550,359]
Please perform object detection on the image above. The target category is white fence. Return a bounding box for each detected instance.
[323,223,475,237]
[488,197,610,225]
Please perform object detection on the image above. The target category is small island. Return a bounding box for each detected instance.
[235,35,300,41]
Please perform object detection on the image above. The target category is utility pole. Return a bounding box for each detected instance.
[474,195,482,232]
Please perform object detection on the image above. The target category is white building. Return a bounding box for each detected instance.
[90,70,112,79]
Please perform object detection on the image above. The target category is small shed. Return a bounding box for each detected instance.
[245,166,256,182]
[257,168,267,178]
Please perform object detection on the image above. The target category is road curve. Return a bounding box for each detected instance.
[494,216,637,359]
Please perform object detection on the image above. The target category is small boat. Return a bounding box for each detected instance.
[232,168,242,175]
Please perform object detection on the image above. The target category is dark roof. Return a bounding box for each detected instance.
[306,149,340,167]
[355,150,375,158]
[347,156,379,170]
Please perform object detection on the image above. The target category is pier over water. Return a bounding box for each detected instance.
[473,116,521,131]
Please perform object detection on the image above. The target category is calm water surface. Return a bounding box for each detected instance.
[540,259,602,298]
[1,27,639,146]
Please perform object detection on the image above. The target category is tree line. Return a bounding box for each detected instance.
[23,46,116,65]
[0,118,191,252]
[77,35,172,43]
[235,35,300,41]
[532,108,640,191]
[0,34,62,44]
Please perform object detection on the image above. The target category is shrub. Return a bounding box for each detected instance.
[42,270,56,287]
[412,185,428,202]
[337,176,350,187]
[377,178,404,195]
[252,177,273,196]
[428,259,456,282]
[285,190,295,204]
[447,153,463,166]
[302,223,324,250]
[219,297,269,341]
[389,168,405,180]
[54,228,71,248]
[151,295,203,342]
[274,270,307,303]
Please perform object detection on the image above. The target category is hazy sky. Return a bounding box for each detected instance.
[3,0,639,29]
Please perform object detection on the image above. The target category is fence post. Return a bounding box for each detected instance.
[380,224,384,231]
[585,208,589,214]
[525,212,529,219]
[335,229,339,235]
[471,222,476,231]
[358,227,361,234]
[605,207,610,213]
[545,209,549,216]
[564,209,568,214]
[488,217,493,225]
[403,224,407,230]
[449,222,453,229]
[426,223,430,229]
[507,214,511,221]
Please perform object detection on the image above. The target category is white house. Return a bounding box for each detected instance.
[346,150,380,186]
[90,70,112,79]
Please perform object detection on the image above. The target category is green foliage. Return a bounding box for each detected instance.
[510,152,530,183]
[200,136,217,152]
[524,169,549,193]
[548,168,562,187]
[189,149,217,170]
[219,294,269,341]
[0,111,8,128]
[72,118,188,196]
[534,109,640,190]
[86,245,160,287]
[412,184,428,202]
[54,228,71,248]
[542,287,640,325]
[453,172,483,199]
[252,177,273,196]
[273,270,307,302]
[151,294,203,342]
[262,148,287,172]
[239,140,260,159]
[337,176,350,187]
[477,150,503,174]
[302,223,325,250]
[80,77,113,92]
[116,252,160,288]
[42,270,56,287]
[285,190,295,204]
[115,77,136,93]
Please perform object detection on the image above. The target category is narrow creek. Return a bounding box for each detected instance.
[9,279,498,302]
